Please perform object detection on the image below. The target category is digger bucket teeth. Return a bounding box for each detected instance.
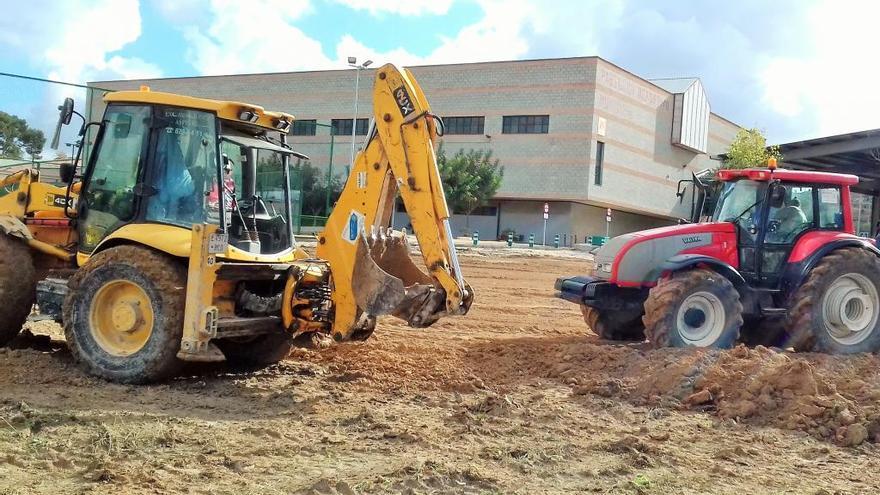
[351,228,448,326]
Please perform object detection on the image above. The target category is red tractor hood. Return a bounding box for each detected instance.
[593,222,737,286]
[619,222,735,240]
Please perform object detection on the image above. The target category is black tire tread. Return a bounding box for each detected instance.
[581,305,645,341]
[0,235,35,346]
[784,247,880,353]
[215,332,293,369]
[63,246,187,383]
[643,269,743,348]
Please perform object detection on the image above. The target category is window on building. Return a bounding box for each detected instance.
[594,141,605,186]
[467,205,498,216]
[331,118,369,136]
[502,115,549,134]
[291,119,316,136]
[443,116,485,135]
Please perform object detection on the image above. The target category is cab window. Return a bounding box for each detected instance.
[766,185,814,244]
[817,187,843,229]
[146,107,218,227]
[79,105,150,251]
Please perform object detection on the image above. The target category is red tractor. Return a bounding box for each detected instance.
[556,164,880,354]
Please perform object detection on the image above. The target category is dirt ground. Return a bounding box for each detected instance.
[2,248,880,494]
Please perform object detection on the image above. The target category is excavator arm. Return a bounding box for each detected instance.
[315,64,473,341]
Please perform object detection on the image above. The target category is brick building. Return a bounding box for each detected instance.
[90,56,740,241]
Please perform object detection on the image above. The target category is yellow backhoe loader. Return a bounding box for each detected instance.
[0,63,472,383]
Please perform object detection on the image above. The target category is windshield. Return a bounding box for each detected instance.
[713,179,767,226]
[146,107,217,228]
[217,138,293,255]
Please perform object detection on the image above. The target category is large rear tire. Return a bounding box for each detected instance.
[785,247,880,354]
[0,235,35,346]
[63,246,186,383]
[581,305,645,341]
[215,332,293,369]
[643,269,743,349]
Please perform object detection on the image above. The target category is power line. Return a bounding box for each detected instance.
[0,71,113,92]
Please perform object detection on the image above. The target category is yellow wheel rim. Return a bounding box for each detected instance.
[89,279,154,356]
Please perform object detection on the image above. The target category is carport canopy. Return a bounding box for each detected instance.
[775,129,880,195]
[714,129,880,235]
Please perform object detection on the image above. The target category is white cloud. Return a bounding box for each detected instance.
[152,0,207,25]
[0,0,160,83]
[183,0,333,75]
[760,0,880,137]
[334,0,540,67]
[0,0,161,156]
[331,0,453,16]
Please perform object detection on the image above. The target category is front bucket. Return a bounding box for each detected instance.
[351,228,446,327]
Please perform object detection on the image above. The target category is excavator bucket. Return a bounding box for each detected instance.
[351,228,447,327]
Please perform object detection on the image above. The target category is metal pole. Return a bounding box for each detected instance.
[542,219,547,246]
[295,160,303,234]
[350,68,360,170]
[325,134,335,215]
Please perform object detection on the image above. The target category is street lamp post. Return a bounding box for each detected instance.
[347,56,373,171]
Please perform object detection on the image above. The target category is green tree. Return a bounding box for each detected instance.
[290,159,342,217]
[0,111,45,160]
[723,127,782,169]
[437,144,503,228]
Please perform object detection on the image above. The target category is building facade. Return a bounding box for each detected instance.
[91,57,740,242]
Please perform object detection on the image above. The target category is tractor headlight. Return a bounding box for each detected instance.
[596,262,613,274]
[238,109,260,123]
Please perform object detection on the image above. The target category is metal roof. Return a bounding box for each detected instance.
[775,128,880,193]
[650,77,698,94]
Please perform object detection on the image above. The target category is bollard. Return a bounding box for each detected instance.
[472,231,479,246]
[554,234,560,248]
[563,233,568,246]
[507,232,513,247]
[528,233,535,248]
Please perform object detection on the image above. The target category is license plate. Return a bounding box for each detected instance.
[207,233,228,254]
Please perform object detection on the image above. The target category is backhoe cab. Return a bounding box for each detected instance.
[0,64,471,383]
[557,163,880,354]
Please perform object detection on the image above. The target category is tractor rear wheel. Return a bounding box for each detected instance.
[0,235,35,346]
[581,305,645,341]
[215,332,293,369]
[643,269,743,349]
[63,246,186,383]
[785,247,880,354]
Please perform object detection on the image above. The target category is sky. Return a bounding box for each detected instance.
[0,0,878,155]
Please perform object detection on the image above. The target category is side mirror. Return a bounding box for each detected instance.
[59,162,75,184]
[769,184,787,209]
[50,97,75,150]
[60,98,74,125]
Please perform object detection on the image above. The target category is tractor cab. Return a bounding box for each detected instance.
[713,167,857,286]
[68,89,309,261]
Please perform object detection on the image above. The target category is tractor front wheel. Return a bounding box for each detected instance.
[63,246,187,383]
[643,269,743,349]
[786,247,880,354]
[0,235,35,346]
[581,305,645,341]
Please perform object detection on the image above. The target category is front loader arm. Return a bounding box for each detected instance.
[316,64,472,341]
